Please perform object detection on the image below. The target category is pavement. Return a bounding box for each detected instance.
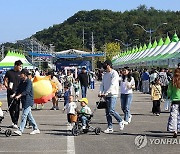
[0,82,180,154]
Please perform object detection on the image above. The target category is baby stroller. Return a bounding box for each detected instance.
[0,100,14,137]
[71,98,105,136]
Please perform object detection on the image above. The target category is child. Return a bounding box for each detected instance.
[0,102,4,123]
[64,86,71,106]
[151,78,162,116]
[13,69,40,136]
[73,78,80,101]
[79,98,92,129]
[63,95,77,126]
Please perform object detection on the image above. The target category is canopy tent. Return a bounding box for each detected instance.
[0,51,34,70]
[113,33,180,68]
[55,49,105,58]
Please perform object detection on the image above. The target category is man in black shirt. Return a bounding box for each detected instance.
[4,60,23,128]
[78,67,89,98]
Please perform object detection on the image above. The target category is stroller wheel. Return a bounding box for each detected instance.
[72,126,80,136]
[95,127,101,135]
[5,129,12,137]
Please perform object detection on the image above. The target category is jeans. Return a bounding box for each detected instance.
[105,96,123,129]
[81,86,87,98]
[7,94,20,125]
[80,116,88,126]
[142,80,149,93]
[90,81,95,90]
[121,94,133,122]
[19,106,38,132]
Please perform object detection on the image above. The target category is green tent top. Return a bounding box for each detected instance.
[171,33,179,42]
[152,40,158,48]
[147,42,152,49]
[164,36,171,45]
[158,38,164,46]
[6,50,25,58]
[142,44,147,51]
[138,45,143,52]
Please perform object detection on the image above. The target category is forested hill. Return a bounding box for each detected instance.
[4,5,180,53]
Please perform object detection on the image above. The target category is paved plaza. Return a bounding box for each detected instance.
[0,82,180,154]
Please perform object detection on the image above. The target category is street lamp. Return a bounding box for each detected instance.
[133,23,167,43]
[115,39,139,51]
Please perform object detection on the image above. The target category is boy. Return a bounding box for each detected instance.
[64,86,71,106]
[79,98,92,129]
[63,95,77,126]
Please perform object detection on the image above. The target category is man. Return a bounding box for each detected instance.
[4,60,23,128]
[132,69,140,91]
[98,60,124,133]
[78,67,89,98]
[141,68,150,94]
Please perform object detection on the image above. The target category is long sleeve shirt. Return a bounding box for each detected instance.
[167,82,180,102]
[151,84,162,100]
[99,69,119,97]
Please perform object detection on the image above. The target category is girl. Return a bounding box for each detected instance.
[167,68,180,138]
[151,78,162,116]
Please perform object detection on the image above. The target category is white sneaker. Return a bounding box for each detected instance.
[13,124,18,129]
[82,126,86,129]
[30,129,40,135]
[14,130,22,136]
[123,121,129,125]
[119,121,124,131]
[128,115,132,123]
[104,128,113,133]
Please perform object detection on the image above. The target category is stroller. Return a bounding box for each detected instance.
[71,98,105,136]
[0,99,14,137]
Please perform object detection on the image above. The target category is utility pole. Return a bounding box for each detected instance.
[1,45,4,59]
[91,32,95,71]
[83,28,85,51]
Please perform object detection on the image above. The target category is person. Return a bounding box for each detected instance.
[78,67,89,98]
[63,95,77,126]
[78,98,92,129]
[48,71,62,110]
[99,60,124,133]
[89,72,95,90]
[73,78,80,101]
[158,68,169,102]
[0,101,3,118]
[167,68,180,138]
[4,60,23,128]
[64,70,74,94]
[35,68,40,76]
[141,68,150,94]
[63,85,71,106]
[151,78,162,116]
[13,69,40,136]
[120,67,135,125]
[132,69,140,91]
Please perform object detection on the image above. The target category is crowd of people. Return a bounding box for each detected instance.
[0,59,180,138]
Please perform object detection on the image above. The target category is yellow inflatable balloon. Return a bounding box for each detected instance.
[33,76,57,104]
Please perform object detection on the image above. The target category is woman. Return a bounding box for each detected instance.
[120,67,135,125]
[13,69,40,136]
[167,68,180,138]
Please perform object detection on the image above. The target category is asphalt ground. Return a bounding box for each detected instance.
[0,82,180,154]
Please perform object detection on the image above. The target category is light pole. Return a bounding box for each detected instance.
[133,23,167,43]
[115,39,138,51]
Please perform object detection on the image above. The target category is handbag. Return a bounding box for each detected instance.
[96,98,107,109]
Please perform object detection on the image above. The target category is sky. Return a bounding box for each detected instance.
[0,0,179,43]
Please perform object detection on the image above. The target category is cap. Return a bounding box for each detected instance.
[79,98,88,104]
[0,101,2,107]
[20,69,29,76]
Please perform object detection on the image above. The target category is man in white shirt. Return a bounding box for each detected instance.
[98,60,124,133]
